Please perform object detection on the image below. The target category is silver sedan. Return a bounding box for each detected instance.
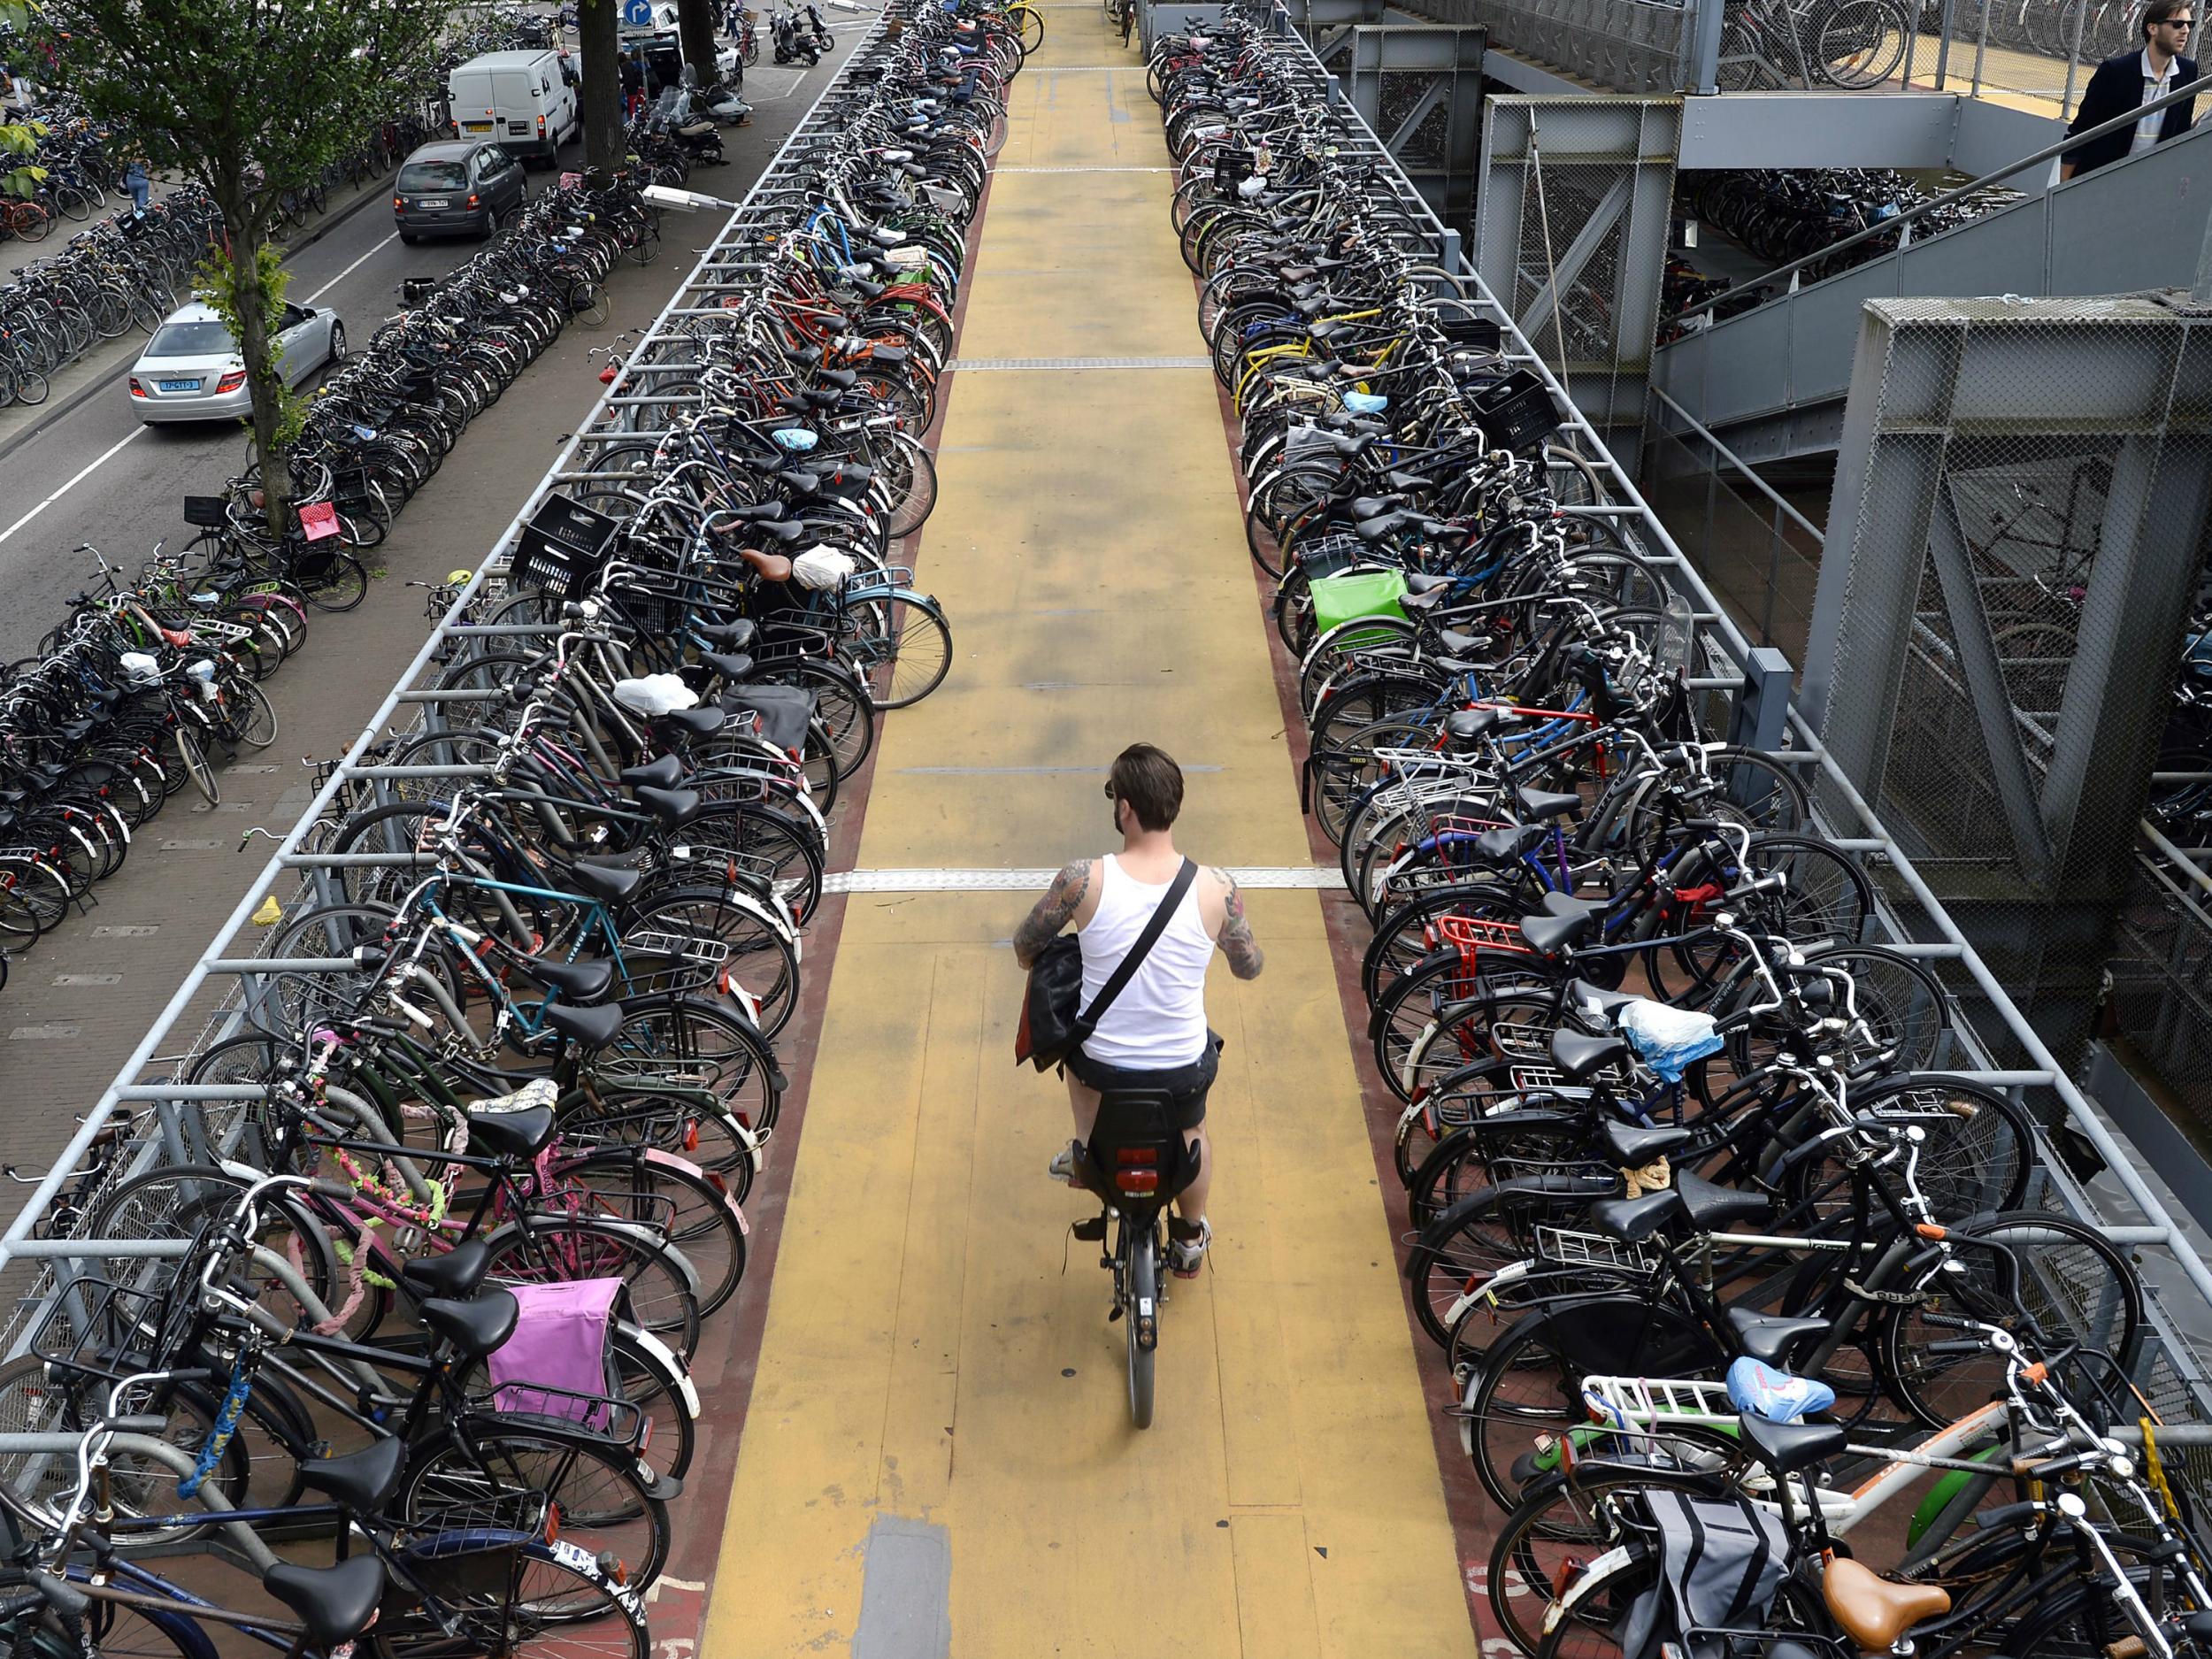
[128,300,347,424]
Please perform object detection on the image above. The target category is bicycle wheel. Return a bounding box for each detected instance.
[1014,1,1044,53]
[219,678,278,748]
[455,1325,697,1485]
[1881,1210,2143,1427]
[622,885,799,1040]
[1814,0,1909,84]
[298,551,368,611]
[375,1537,649,1659]
[172,727,219,805]
[1126,1223,1157,1429]
[398,1425,670,1609]
[554,1145,749,1318]
[1490,1456,1748,1658]
[849,592,953,709]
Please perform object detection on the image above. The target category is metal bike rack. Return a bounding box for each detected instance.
[0,8,905,1340]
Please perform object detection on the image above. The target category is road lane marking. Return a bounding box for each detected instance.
[304,230,400,303]
[0,426,147,546]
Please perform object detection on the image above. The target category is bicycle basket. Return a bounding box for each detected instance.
[399,275,439,307]
[181,495,230,529]
[511,493,618,598]
[1469,368,1561,454]
[396,1494,547,1601]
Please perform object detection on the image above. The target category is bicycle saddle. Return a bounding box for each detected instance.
[1584,1186,1682,1243]
[1474,823,1548,863]
[1821,1559,1951,1654]
[1551,1026,1628,1082]
[1404,571,1454,595]
[695,618,757,650]
[1444,706,1498,742]
[619,753,686,791]
[511,954,615,1004]
[1569,979,1640,1022]
[297,1435,405,1514]
[1726,1307,1831,1367]
[545,997,624,1050]
[1348,495,1406,518]
[1516,785,1583,820]
[704,651,755,683]
[721,500,791,523]
[420,1288,522,1360]
[399,1236,494,1302]
[565,859,646,904]
[753,518,809,543]
[1597,1118,1690,1167]
[634,784,702,828]
[656,706,726,741]
[1674,1169,1771,1230]
[262,1555,390,1650]
[1738,1411,1848,1474]
[1518,905,1596,957]
[466,1098,558,1159]
[1436,628,1484,658]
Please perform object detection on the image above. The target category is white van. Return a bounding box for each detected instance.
[447,49,579,165]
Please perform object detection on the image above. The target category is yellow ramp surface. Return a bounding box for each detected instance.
[703,25,1477,1658]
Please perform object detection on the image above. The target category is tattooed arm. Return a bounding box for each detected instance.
[1012,858,1093,969]
[1212,868,1264,979]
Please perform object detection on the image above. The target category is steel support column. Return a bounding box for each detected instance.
[1476,96,1681,465]
[1345,26,1484,227]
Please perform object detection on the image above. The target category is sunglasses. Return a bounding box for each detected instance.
[2165,18,2193,25]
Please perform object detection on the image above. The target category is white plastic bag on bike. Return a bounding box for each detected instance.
[1617,997,1723,1083]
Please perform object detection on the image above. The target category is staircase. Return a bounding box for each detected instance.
[1651,121,2212,465]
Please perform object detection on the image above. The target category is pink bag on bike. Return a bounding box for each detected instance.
[487,1277,623,1429]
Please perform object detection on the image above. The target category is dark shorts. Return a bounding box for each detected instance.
[1065,1034,1221,1132]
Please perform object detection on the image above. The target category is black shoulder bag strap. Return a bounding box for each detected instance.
[1070,857,1198,1050]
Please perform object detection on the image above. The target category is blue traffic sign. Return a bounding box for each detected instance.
[622,0,655,24]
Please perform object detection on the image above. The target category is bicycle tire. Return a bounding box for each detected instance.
[398,1424,671,1609]
[1127,1224,1157,1429]
[374,1535,649,1658]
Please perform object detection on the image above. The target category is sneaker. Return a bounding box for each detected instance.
[1048,1139,1084,1186]
[1168,1217,1210,1278]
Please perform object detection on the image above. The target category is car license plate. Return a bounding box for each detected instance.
[417,198,448,209]
[159,378,201,392]
[461,121,492,132]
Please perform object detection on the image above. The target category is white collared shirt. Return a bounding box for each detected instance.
[2135,48,2177,154]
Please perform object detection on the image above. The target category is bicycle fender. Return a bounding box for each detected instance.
[616,1319,701,1417]
[638,1146,749,1234]
[1544,1544,1637,1633]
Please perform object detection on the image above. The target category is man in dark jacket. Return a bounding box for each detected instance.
[2063,0,2199,178]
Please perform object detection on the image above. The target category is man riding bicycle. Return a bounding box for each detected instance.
[1012,744,1264,1277]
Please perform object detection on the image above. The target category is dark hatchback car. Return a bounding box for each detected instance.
[393,140,526,242]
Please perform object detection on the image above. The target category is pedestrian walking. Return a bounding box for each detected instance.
[123,155,150,213]
[1011,744,1265,1279]
[620,50,645,119]
[2062,0,2200,178]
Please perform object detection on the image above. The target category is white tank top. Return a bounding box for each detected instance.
[1076,855,1214,1068]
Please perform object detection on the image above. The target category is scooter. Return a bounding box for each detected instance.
[680,62,752,126]
[772,2,820,64]
[649,86,726,165]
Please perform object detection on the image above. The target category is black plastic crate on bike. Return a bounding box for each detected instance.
[1468,367,1561,455]
[511,493,618,598]
[181,495,230,529]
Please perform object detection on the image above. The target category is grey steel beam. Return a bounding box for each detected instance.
[1923,485,2054,885]
[1676,92,1960,171]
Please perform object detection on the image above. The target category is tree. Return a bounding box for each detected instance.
[35,0,445,538]
[577,0,627,176]
[675,0,722,96]
[0,119,43,203]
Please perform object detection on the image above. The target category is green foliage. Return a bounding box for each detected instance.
[0,119,45,199]
[193,242,307,448]
[31,0,448,227]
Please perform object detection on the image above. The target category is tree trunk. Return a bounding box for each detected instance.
[580,0,626,176]
[676,0,722,92]
[223,219,293,542]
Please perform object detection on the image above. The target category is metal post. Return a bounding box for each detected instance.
[2192,208,2212,303]
[1763,495,1784,649]
[1970,0,1991,98]
[2061,0,2087,118]
[1326,73,1342,104]
[1933,0,1956,88]
[1729,647,1794,752]
[1688,0,1726,93]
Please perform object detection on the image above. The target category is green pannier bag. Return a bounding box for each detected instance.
[1309,568,1410,636]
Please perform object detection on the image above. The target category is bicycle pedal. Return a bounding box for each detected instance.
[1109,1304,1123,1322]
[1071,1217,1107,1241]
